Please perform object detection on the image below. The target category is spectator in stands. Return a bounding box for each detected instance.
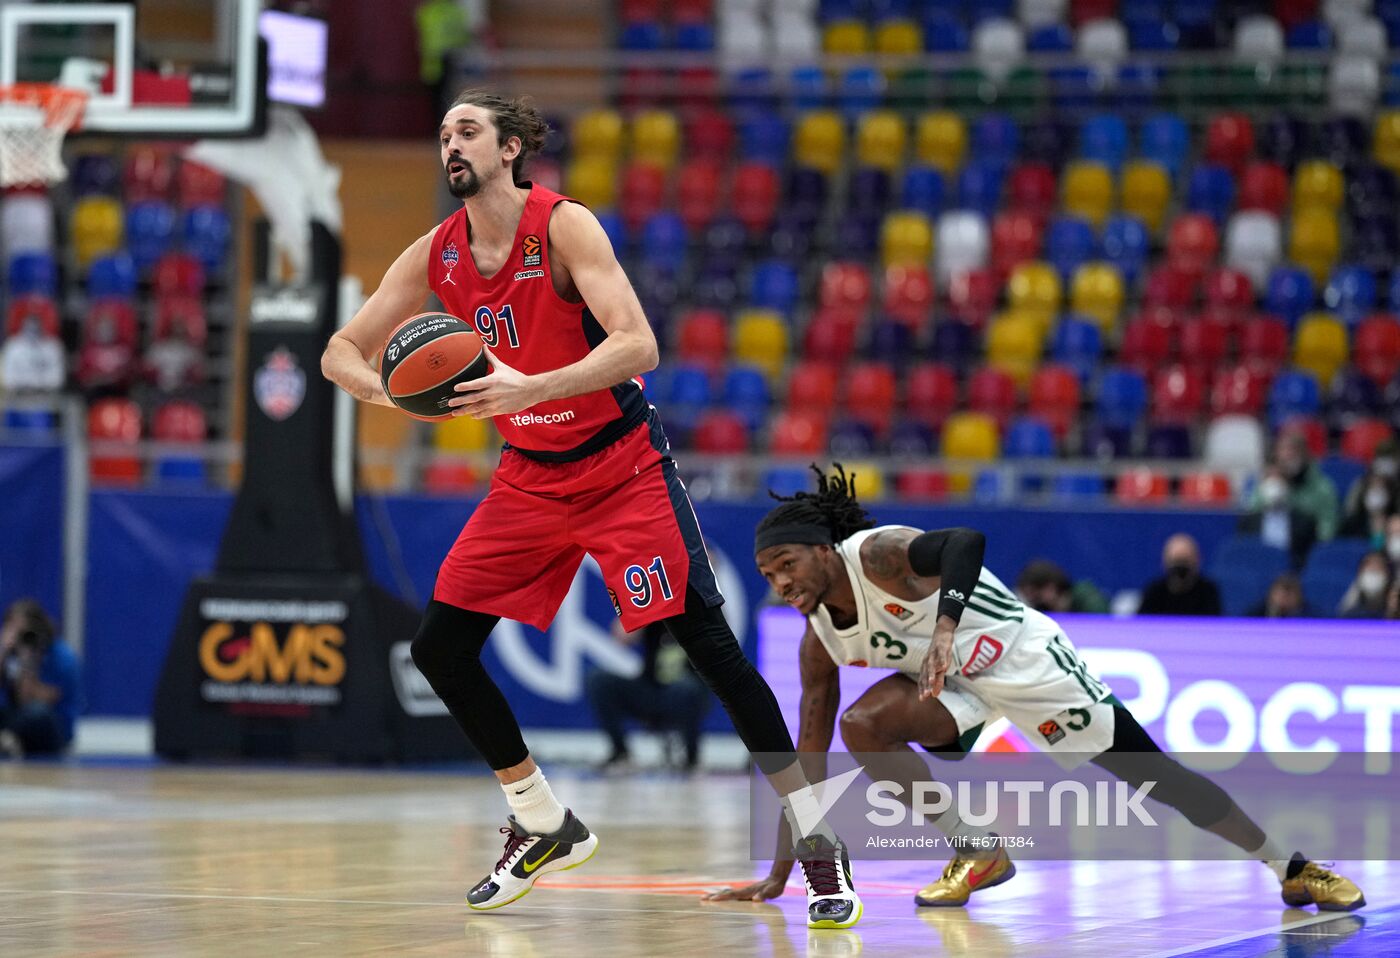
[144,322,204,393]
[0,599,79,758]
[0,314,65,395]
[1252,433,1339,541]
[1337,551,1393,619]
[1015,559,1110,613]
[585,618,710,775]
[1137,533,1222,616]
[1387,514,1400,570]
[1237,462,1319,568]
[1386,578,1400,620]
[1248,572,1312,618]
[1339,442,1400,547]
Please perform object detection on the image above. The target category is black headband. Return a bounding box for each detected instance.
[754,523,833,556]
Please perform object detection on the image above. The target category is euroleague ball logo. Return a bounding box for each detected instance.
[386,341,400,362]
[522,234,542,267]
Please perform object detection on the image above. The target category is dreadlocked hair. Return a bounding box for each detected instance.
[757,462,876,544]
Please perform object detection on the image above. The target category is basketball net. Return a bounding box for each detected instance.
[0,83,87,188]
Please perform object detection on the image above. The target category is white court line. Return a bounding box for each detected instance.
[1147,910,1361,958]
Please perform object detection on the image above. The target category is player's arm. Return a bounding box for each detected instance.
[452,202,658,417]
[704,626,839,903]
[861,527,986,700]
[320,231,434,406]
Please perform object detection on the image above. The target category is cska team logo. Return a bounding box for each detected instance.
[441,241,460,285]
[253,347,306,422]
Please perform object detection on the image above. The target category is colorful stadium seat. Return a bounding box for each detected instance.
[794,111,847,173]
[1292,312,1349,384]
[1354,313,1400,386]
[769,409,829,455]
[1292,159,1345,212]
[941,411,1001,459]
[721,365,772,431]
[7,251,57,297]
[565,156,618,209]
[88,397,143,484]
[1006,162,1057,221]
[620,162,666,231]
[572,109,625,160]
[903,362,959,427]
[1202,267,1255,316]
[915,111,968,174]
[1139,111,1190,176]
[1152,364,1208,423]
[856,110,908,170]
[990,211,1041,278]
[946,268,1000,327]
[1101,214,1151,284]
[733,162,780,232]
[966,365,1019,427]
[1268,368,1323,426]
[1097,366,1149,428]
[844,361,899,433]
[1323,265,1377,325]
[1204,112,1256,173]
[1062,161,1115,227]
[1069,262,1126,330]
[934,211,990,283]
[1185,164,1237,225]
[880,210,934,267]
[1240,313,1291,370]
[985,311,1043,386]
[882,264,936,327]
[803,309,862,362]
[1238,160,1290,215]
[70,196,123,270]
[1120,316,1173,374]
[787,360,840,412]
[1027,363,1080,438]
[1223,211,1283,289]
[732,309,789,380]
[1006,261,1061,325]
[675,309,728,369]
[1289,207,1342,285]
[1166,213,1221,280]
[1045,216,1098,281]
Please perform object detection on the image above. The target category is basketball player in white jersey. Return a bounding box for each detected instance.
[706,465,1364,913]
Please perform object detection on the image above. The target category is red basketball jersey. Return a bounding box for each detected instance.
[426,183,647,460]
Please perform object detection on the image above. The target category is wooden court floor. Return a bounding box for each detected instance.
[1,762,1394,957]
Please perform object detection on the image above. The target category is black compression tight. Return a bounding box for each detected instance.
[1091,705,1233,829]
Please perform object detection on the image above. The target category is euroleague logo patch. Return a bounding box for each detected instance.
[1038,719,1066,745]
[883,602,913,621]
[522,234,542,267]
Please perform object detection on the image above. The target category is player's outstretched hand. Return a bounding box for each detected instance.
[702,877,787,902]
[450,345,540,419]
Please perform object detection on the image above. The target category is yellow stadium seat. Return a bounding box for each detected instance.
[433,414,494,452]
[733,309,790,380]
[1006,262,1062,328]
[941,412,1000,492]
[1291,160,1344,213]
[1374,111,1400,174]
[823,19,872,54]
[629,109,681,170]
[880,210,934,267]
[874,19,923,55]
[1288,208,1340,285]
[564,157,617,210]
[1062,161,1115,228]
[842,461,886,500]
[986,312,1043,387]
[856,110,908,171]
[915,111,967,175]
[70,196,123,269]
[1069,262,1126,331]
[793,110,847,174]
[1292,312,1349,386]
[572,109,625,161]
[1120,160,1172,233]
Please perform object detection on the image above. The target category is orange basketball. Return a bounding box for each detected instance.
[379,312,488,421]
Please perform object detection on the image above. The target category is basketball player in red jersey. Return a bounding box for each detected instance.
[321,91,860,927]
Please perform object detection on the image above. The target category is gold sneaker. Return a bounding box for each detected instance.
[914,846,1016,907]
[1280,857,1366,912]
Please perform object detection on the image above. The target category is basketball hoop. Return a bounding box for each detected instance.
[0,83,87,188]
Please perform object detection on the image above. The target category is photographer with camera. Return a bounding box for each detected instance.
[0,599,79,757]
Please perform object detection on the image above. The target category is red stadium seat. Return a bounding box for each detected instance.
[1119,318,1173,375]
[152,253,205,298]
[844,361,899,432]
[152,295,207,345]
[819,262,874,312]
[88,397,143,484]
[620,161,667,231]
[620,0,663,21]
[618,67,666,111]
[966,365,1019,427]
[1203,113,1255,175]
[903,362,959,428]
[683,109,734,162]
[76,300,140,391]
[1240,314,1290,370]
[5,294,60,337]
[881,265,936,329]
[787,360,841,411]
[692,410,751,453]
[1165,214,1220,281]
[1202,267,1255,316]
[123,145,176,202]
[675,309,728,369]
[732,162,780,233]
[895,468,950,500]
[1142,264,1198,310]
[151,400,207,442]
[1006,163,1057,221]
[1115,468,1170,503]
[991,211,1042,279]
[803,309,862,362]
[947,268,998,327]
[1151,364,1208,423]
[176,160,226,207]
[1028,364,1081,438]
[1280,416,1328,460]
[1238,161,1289,216]
[1274,0,1318,32]
[676,160,723,231]
[1341,418,1395,463]
[1209,362,1271,416]
[1180,472,1233,503]
[1354,313,1400,387]
[1070,0,1118,26]
[1179,312,1232,374]
[423,462,480,492]
[769,409,829,455]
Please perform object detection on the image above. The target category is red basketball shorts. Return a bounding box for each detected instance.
[433,411,722,631]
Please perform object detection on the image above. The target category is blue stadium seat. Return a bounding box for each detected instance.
[1129,22,1178,50]
[182,205,231,274]
[1144,424,1193,459]
[839,67,885,118]
[1027,23,1073,52]
[7,251,57,297]
[1264,267,1316,328]
[956,162,1004,219]
[1114,63,1162,113]
[786,166,828,215]
[1286,20,1332,49]
[70,154,119,196]
[737,112,789,164]
[749,260,800,314]
[1050,315,1104,383]
[691,265,740,310]
[2,408,59,434]
[595,211,626,255]
[155,457,207,483]
[619,20,665,51]
[930,320,977,368]
[1209,536,1291,616]
[1004,417,1056,458]
[901,166,946,219]
[639,212,688,270]
[731,68,776,112]
[87,253,138,300]
[1045,217,1099,281]
[1256,113,1307,169]
[1326,370,1382,426]
[973,469,1009,504]
[1101,215,1151,284]
[721,365,771,431]
[703,215,747,263]
[866,319,915,366]
[1185,164,1237,225]
[790,65,828,111]
[1022,118,1073,170]
[665,362,714,431]
[971,113,1019,173]
[1139,112,1190,177]
[764,467,815,497]
[833,212,880,258]
[1080,114,1130,173]
[1050,472,1107,501]
[126,201,176,273]
[1050,67,1099,113]
[1097,367,1149,429]
[848,167,892,216]
[1080,422,1134,458]
[921,11,970,51]
[767,210,815,264]
[829,419,877,455]
[1301,539,1375,614]
[674,21,714,51]
[888,418,936,455]
[1324,265,1378,326]
[1268,370,1322,427]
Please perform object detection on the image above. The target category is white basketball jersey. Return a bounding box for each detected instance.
[808,526,1041,679]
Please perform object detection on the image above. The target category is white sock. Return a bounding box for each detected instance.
[783,785,840,847]
[503,767,566,835]
[1247,836,1292,883]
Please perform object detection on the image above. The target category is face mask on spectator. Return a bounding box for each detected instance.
[1260,477,1287,508]
[1388,536,1400,564]
[1365,485,1391,515]
[1375,457,1399,480]
[1359,569,1389,598]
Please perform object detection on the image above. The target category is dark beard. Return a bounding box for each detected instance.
[448,166,481,198]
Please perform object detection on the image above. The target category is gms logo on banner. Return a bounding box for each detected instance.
[197,598,348,709]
